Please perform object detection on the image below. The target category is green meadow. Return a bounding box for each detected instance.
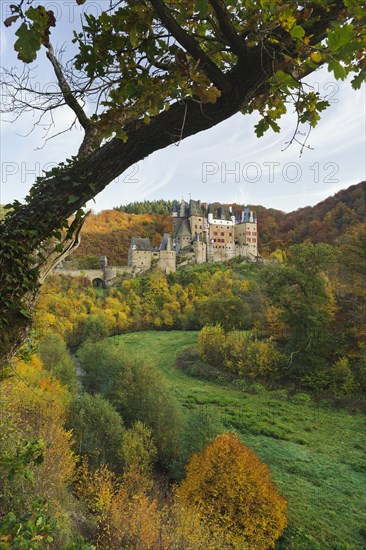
[111,330,366,550]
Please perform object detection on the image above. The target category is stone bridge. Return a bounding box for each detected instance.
[55,266,135,287]
[57,269,106,286]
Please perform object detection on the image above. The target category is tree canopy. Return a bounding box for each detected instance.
[1,0,365,364]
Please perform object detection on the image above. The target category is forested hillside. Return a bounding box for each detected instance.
[70,210,172,266]
[67,182,365,265]
[258,181,366,252]
[114,199,179,215]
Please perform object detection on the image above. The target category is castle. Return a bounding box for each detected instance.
[128,199,258,274]
[57,200,258,285]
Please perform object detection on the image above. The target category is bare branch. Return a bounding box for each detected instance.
[35,118,78,151]
[46,43,91,131]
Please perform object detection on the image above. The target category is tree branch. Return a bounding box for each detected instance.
[46,43,91,131]
[45,46,103,156]
[209,0,248,59]
[149,0,232,92]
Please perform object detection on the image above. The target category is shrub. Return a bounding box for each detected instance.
[197,327,285,381]
[108,360,182,466]
[169,408,225,481]
[76,340,126,395]
[68,393,125,470]
[248,383,267,395]
[176,347,234,384]
[177,433,287,549]
[242,337,285,379]
[230,378,250,392]
[290,392,312,404]
[331,357,357,395]
[197,325,226,367]
[39,333,78,393]
[119,421,157,475]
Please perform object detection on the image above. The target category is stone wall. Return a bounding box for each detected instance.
[158,250,176,274]
[193,241,207,264]
[128,250,153,270]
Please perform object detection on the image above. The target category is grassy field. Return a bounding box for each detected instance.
[110,330,366,549]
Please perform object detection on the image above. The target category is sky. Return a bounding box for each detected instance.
[0,1,365,213]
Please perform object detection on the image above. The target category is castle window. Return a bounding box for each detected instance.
[195,225,197,229]
[214,231,217,236]
[221,232,224,236]
[229,232,232,236]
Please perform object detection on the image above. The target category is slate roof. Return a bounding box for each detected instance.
[159,233,172,250]
[242,208,257,222]
[179,199,189,217]
[189,199,205,217]
[208,203,232,221]
[176,219,191,237]
[130,237,153,251]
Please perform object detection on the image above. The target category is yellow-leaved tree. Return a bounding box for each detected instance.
[177,433,287,549]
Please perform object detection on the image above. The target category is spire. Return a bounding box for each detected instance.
[179,198,186,217]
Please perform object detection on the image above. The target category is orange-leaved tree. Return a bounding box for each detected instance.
[177,433,287,549]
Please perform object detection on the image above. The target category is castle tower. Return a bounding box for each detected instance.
[172,199,188,241]
[158,233,176,273]
[234,207,258,258]
[188,199,206,242]
[175,219,191,252]
[206,203,236,262]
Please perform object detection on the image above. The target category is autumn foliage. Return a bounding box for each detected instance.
[67,182,365,266]
[70,209,172,266]
[177,433,287,549]
[198,325,285,379]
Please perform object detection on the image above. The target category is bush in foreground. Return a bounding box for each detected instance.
[177,433,287,549]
